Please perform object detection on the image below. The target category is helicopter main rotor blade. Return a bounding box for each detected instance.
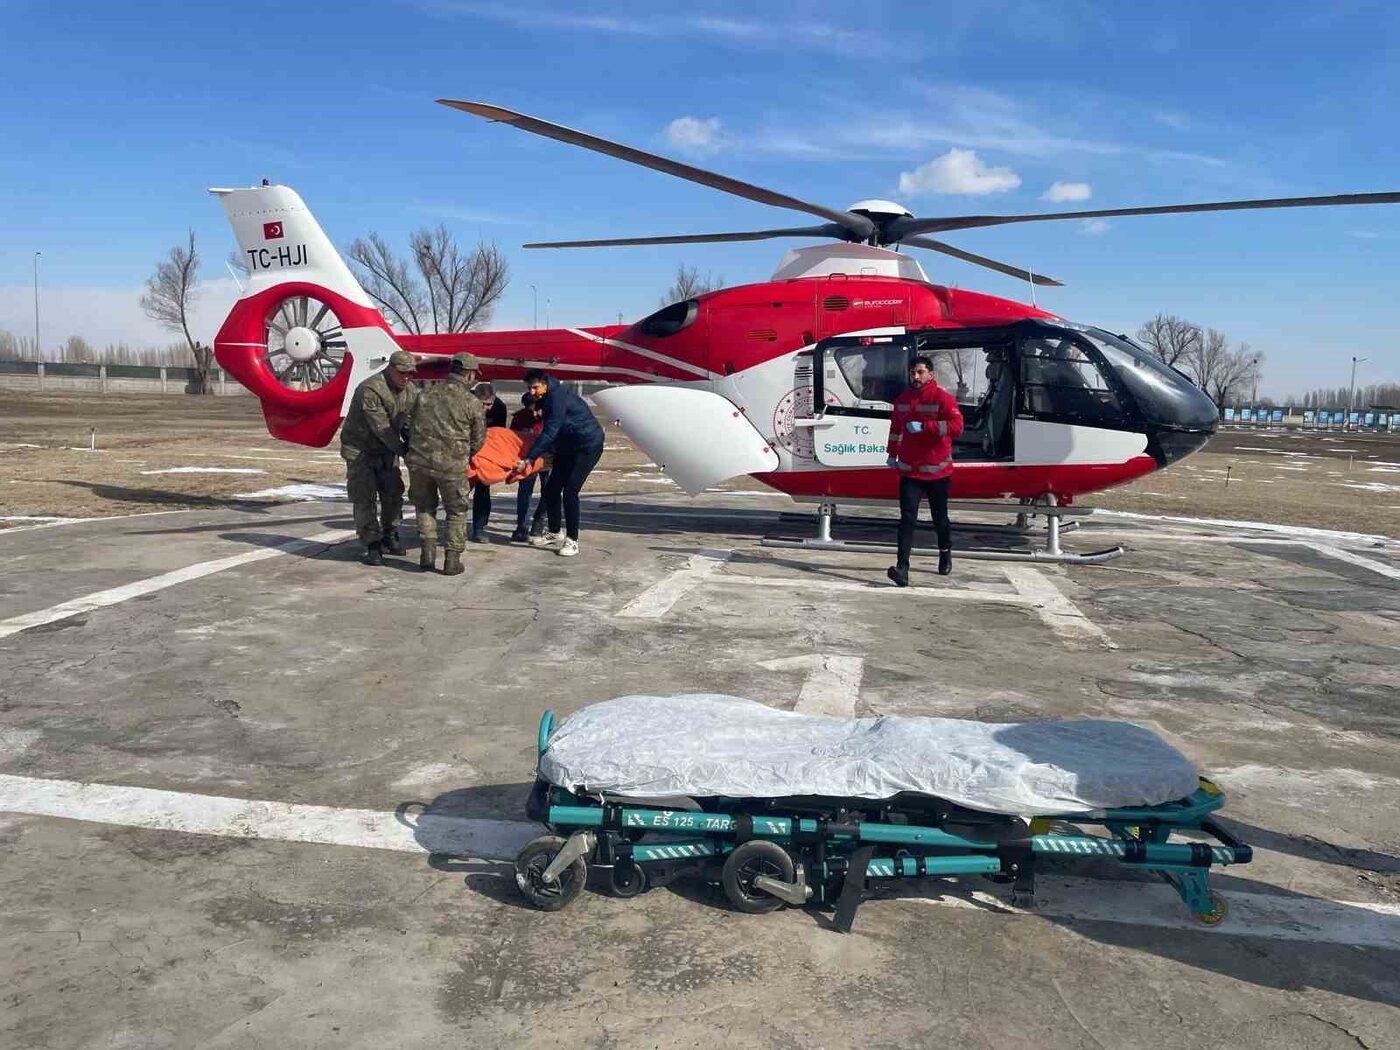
[889,190,1400,238]
[901,236,1063,287]
[524,224,848,249]
[438,99,875,241]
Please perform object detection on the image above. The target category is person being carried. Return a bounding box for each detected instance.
[885,355,964,586]
[339,349,419,566]
[509,392,550,543]
[405,353,487,576]
[515,370,605,558]
[468,382,510,543]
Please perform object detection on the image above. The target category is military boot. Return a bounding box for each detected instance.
[384,530,407,557]
[442,550,465,576]
[419,540,437,573]
[886,564,910,588]
[362,542,384,567]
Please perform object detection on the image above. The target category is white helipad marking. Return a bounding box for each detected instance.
[0,774,537,860]
[615,549,733,618]
[2,772,1394,948]
[710,575,1034,603]
[1084,531,1400,582]
[905,875,1400,949]
[760,654,865,717]
[0,528,354,640]
[998,566,1115,648]
[0,509,193,535]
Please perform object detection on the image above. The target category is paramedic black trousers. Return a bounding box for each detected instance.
[542,447,603,541]
[896,475,952,567]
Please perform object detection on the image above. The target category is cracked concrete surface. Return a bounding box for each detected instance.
[0,491,1397,1048]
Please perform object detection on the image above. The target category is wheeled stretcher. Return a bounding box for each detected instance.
[513,697,1253,931]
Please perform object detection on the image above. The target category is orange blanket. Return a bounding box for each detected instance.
[467,427,547,485]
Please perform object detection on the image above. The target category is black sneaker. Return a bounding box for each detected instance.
[510,527,529,543]
[938,548,953,576]
[469,530,488,544]
[886,565,909,588]
[362,542,384,566]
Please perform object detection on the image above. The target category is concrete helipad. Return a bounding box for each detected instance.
[1,490,1398,1048]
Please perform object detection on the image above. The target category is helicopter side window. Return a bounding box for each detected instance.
[637,299,699,337]
[1020,333,1122,423]
[831,342,908,406]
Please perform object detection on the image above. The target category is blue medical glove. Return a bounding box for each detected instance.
[906,420,924,434]
[885,455,897,468]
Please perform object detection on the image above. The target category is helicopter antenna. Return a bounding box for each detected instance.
[1027,267,1037,308]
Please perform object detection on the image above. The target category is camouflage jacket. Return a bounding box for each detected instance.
[405,374,487,476]
[340,372,418,460]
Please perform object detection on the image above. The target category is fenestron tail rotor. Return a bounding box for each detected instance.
[263,294,347,392]
[440,99,1400,288]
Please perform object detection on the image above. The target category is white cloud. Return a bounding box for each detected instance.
[897,148,1021,196]
[1042,181,1092,203]
[665,116,723,154]
[1078,219,1110,237]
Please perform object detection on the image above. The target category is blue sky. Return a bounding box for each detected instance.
[1,0,1397,397]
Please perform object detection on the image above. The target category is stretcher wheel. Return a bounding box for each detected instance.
[721,841,795,914]
[514,835,587,912]
[609,861,648,899]
[1195,891,1228,926]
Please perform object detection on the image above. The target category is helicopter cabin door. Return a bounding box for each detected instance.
[812,328,1018,467]
[810,333,913,468]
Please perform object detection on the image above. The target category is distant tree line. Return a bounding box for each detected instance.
[1288,383,1400,410]
[0,330,193,367]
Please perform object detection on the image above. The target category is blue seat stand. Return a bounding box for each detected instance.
[516,711,1251,929]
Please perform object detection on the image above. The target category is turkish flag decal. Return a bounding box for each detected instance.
[263,221,284,240]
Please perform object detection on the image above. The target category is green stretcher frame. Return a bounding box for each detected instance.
[520,709,1253,929]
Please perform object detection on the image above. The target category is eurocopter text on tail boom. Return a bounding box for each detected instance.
[212,101,1400,506]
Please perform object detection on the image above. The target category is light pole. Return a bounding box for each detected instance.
[1347,355,1368,430]
[530,284,538,329]
[1250,356,1259,407]
[33,252,41,360]
[545,297,551,329]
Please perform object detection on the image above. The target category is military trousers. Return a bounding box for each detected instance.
[344,450,404,546]
[409,470,471,553]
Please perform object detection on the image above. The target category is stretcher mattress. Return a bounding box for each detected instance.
[467,427,546,485]
[539,695,1200,816]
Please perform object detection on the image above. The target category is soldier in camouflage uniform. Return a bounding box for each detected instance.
[406,353,487,576]
[340,349,419,566]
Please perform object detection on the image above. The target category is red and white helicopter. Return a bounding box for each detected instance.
[213,101,1399,556]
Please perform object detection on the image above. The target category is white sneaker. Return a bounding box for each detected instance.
[557,538,580,557]
[530,530,564,549]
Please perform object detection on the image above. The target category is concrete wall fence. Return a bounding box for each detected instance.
[0,358,250,396]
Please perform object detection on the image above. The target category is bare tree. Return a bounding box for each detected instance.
[1202,344,1260,409]
[140,230,213,393]
[661,264,723,306]
[346,225,509,334]
[1136,313,1201,368]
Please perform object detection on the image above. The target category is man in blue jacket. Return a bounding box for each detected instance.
[514,370,606,557]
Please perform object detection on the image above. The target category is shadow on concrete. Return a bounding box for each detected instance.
[1215,816,1400,874]
[49,478,293,512]
[135,513,345,536]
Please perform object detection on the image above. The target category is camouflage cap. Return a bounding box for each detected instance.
[388,350,417,372]
[451,352,480,372]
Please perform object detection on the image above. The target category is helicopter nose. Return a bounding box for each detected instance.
[1152,426,1214,466]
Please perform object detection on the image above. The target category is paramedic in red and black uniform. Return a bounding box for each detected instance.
[885,355,964,586]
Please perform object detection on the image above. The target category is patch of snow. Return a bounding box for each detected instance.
[0,728,40,757]
[1232,447,1315,457]
[391,761,479,789]
[140,467,267,475]
[1339,482,1400,495]
[232,483,348,502]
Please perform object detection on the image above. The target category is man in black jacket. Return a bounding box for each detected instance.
[515,370,605,558]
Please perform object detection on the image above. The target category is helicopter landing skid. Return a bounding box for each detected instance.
[761,498,1123,565]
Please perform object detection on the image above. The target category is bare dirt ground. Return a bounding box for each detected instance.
[0,391,676,523]
[3,391,1397,537]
